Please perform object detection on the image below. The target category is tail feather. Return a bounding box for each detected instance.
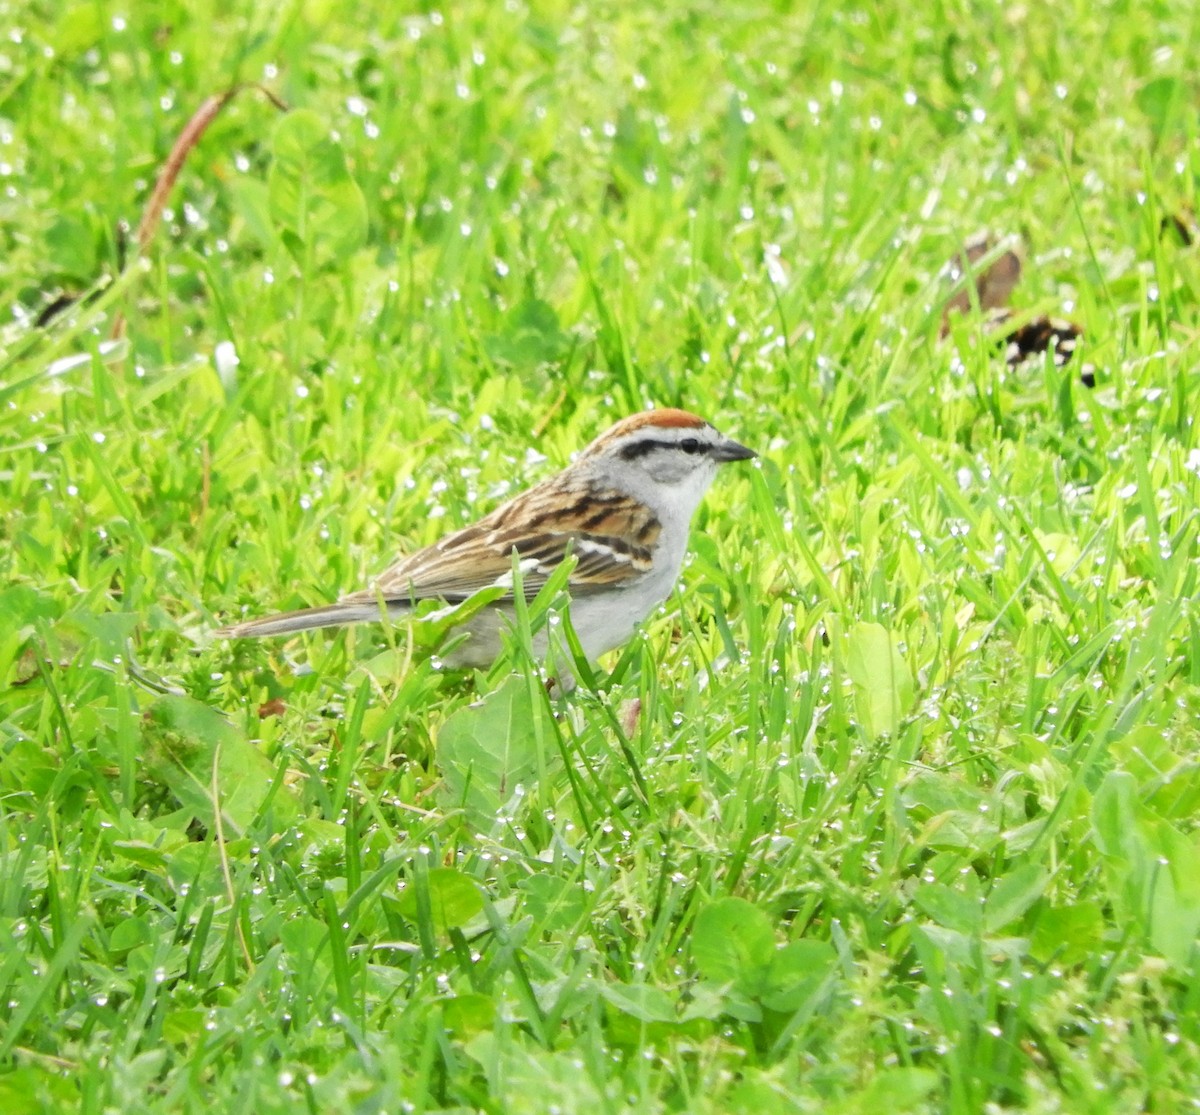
[217,601,391,639]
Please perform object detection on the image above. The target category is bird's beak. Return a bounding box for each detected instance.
[712,437,757,462]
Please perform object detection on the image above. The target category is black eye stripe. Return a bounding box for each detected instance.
[619,437,709,461]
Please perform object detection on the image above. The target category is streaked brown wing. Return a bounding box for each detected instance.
[339,477,662,605]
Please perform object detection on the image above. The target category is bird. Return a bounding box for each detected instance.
[218,409,756,668]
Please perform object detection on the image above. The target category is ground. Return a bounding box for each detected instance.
[2,1,1200,1111]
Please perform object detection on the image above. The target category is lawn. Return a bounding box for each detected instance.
[2,0,1200,1111]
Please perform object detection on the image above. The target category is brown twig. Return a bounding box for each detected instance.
[110,82,288,338]
[134,83,287,257]
[531,384,569,438]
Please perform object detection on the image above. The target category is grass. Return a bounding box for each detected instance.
[3,0,1200,1110]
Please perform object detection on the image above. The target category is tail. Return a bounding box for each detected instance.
[217,601,391,639]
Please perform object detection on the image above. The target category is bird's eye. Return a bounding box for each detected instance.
[680,438,701,455]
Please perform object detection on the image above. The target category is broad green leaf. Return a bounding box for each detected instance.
[436,674,550,829]
[144,694,298,834]
[443,993,496,1038]
[268,109,368,266]
[912,923,975,968]
[483,298,573,367]
[518,873,588,932]
[0,1065,78,1114]
[396,867,484,935]
[108,916,153,954]
[679,982,729,1022]
[912,881,982,935]
[163,840,226,898]
[49,4,104,59]
[279,915,328,960]
[1136,76,1185,143]
[709,986,764,1023]
[599,982,678,1023]
[0,585,59,630]
[984,864,1048,933]
[160,1008,206,1048]
[844,622,913,738]
[67,610,141,656]
[902,771,987,816]
[1092,771,1140,860]
[356,589,509,678]
[1092,771,1200,968]
[760,939,837,1011]
[691,897,775,983]
[109,840,170,871]
[45,214,101,282]
[840,1068,940,1114]
[1031,902,1105,965]
[1145,821,1200,968]
[224,177,282,254]
[409,586,507,650]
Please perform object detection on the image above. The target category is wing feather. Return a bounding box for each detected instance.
[339,477,661,606]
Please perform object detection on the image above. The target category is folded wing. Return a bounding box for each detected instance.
[340,477,661,606]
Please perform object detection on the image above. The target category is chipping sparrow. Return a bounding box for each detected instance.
[218,409,756,667]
